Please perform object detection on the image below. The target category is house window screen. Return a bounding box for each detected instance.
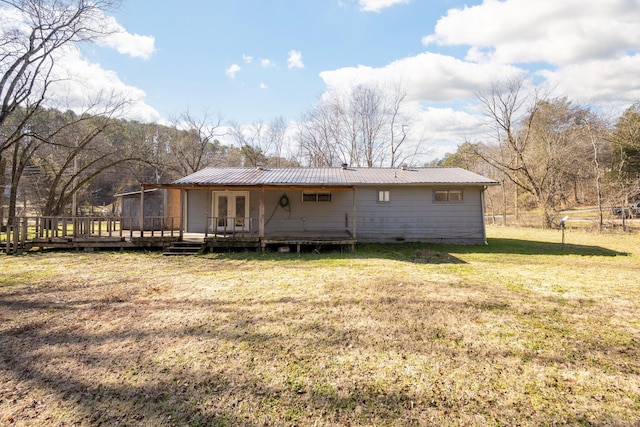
[434,189,463,202]
[302,192,332,202]
[449,190,463,201]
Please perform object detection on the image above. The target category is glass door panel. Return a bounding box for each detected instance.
[235,195,246,227]
[217,195,228,227]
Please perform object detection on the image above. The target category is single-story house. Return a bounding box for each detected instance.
[144,165,499,246]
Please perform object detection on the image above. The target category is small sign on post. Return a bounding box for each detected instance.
[559,215,569,250]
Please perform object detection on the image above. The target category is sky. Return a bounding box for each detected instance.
[4,0,640,161]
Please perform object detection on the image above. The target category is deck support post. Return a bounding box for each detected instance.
[259,187,265,238]
[352,187,357,239]
[140,186,145,237]
[259,187,265,252]
[481,186,488,245]
[179,188,185,240]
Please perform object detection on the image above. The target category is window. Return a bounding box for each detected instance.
[302,192,332,202]
[378,190,390,203]
[434,189,463,202]
[434,190,448,202]
[449,190,463,201]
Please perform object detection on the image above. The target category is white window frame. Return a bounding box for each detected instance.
[378,190,391,203]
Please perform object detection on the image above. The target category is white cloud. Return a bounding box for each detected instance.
[261,58,275,68]
[99,15,156,60]
[47,47,160,122]
[287,50,305,69]
[538,54,640,108]
[423,0,640,66]
[259,83,268,90]
[319,52,524,103]
[226,64,241,78]
[243,54,253,63]
[359,0,410,13]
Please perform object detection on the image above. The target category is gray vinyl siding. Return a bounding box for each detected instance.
[263,190,353,234]
[355,185,486,244]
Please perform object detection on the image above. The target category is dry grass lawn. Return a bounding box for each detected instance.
[0,226,639,426]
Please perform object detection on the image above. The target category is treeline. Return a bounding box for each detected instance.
[0,86,415,222]
[434,79,640,229]
[0,107,300,222]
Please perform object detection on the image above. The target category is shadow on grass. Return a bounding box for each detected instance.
[471,237,626,257]
[246,238,629,264]
[2,234,628,266]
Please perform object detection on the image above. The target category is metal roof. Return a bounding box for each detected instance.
[170,167,498,187]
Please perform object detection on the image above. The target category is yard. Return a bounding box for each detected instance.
[0,226,639,426]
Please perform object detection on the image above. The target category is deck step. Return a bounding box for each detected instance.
[163,241,204,256]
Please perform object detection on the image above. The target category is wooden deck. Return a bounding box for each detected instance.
[2,216,356,254]
[261,230,356,253]
[204,230,356,252]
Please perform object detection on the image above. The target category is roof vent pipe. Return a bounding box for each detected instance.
[256,164,264,170]
[401,164,408,170]
[341,163,348,169]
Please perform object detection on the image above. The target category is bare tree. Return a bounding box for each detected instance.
[297,81,414,167]
[268,116,287,167]
[567,111,610,230]
[167,110,225,176]
[295,103,342,167]
[229,120,273,167]
[469,78,599,228]
[387,82,411,167]
[0,0,120,223]
[21,98,140,216]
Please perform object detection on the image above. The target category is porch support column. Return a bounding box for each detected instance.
[481,186,488,245]
[259,187,265,238]
[179,187,185,240]
[139,185,145,237]
[352,187,357,239]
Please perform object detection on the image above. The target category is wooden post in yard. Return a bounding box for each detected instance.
[20,218,27,253]
[12,220,19,254]
[5,223,11,255]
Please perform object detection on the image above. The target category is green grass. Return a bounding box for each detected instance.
[0,226,639,426]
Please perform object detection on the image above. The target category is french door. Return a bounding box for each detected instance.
[213,191,250,232]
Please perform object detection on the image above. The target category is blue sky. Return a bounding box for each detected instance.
[4,0,640,161]
[97,0,470,122]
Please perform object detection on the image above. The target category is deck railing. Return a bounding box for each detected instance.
[2,216,182,254]
[205,216,258,238]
